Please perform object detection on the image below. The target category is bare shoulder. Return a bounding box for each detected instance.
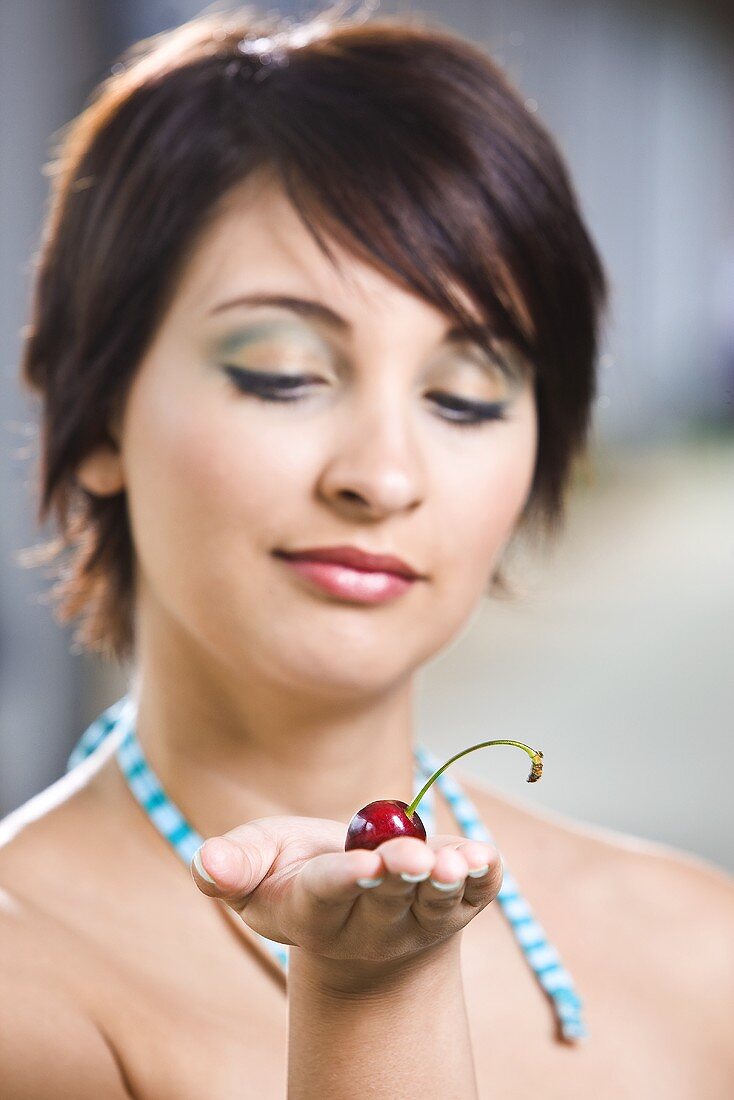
[463,773,734,1007]
[0,888,132,1098]
[0,759,114,995]
[0,754,106,899]
[0,747,155,978]
[600,828,734,1010]
[0,721,120,862]
[0,734,164,911]
[462,769,734,897]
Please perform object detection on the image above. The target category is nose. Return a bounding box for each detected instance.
[316,385,426,519]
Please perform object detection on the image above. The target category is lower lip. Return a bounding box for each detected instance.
[276,556,417,603]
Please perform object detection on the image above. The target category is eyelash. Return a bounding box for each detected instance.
[222,366,509,428]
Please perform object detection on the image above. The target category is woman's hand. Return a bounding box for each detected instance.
[190,816,501,974]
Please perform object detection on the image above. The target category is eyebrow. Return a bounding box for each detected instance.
[207,293,489,344]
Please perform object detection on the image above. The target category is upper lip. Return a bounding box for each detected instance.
[275,544,423,579]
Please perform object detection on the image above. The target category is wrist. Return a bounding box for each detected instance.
[287,934,478,1100]
[289,934,463,1000]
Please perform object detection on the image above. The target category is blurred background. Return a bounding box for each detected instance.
[1,0,732,872]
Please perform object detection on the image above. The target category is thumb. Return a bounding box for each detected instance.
[191,825,276,905]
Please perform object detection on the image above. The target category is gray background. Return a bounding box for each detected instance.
[1,0,732,872]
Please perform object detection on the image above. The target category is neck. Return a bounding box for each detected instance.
[129,610,420,842]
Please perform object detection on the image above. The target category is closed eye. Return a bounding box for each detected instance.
[222,365,317,397]
[425,391,509,425]
[222,366,509,427]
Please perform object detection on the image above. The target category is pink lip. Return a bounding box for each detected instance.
[278,558,416,603]
[274,548,421,604]
[274,545,422,579]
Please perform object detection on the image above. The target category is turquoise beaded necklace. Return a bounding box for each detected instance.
[66,693,587,1042]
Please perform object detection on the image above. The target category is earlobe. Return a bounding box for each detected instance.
[74,443,126,496]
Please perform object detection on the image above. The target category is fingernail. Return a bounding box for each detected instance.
[400,870,430,883]
[191,845,217,885]
[429,877,464,892]
[467,864,490,878]
[356,876,384,888]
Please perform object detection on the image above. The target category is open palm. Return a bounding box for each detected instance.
[191,815,502,966]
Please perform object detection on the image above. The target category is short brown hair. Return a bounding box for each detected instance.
[17,3,609,665]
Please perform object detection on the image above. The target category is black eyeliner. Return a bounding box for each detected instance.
[222,364,315,397]
[225,365,305,386]
[223,364,509,424]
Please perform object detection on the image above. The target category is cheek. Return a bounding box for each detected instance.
[121,369,314,614]
[391,399,538,674]
[435,397,538,586]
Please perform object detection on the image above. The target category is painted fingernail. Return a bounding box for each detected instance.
[429,877,464,892]
[467,864,490,878]
[400,870,430,883]
[191,845,217,885]
[357,876,384,888]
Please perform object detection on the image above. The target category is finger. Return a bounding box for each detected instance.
[426,836,499,878]
[354,836,437,906]
[190,815,344,904]
[410,845,470,928]
[451,840,498,875]
[427,843,470,890]
[297,848,385,907]
[190,823,277,903]
[295,839,437,909]
[455,843,503,909]
[423,837,502,908]
[376,836,435,881]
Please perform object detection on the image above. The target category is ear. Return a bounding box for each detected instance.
[75,437,126,496]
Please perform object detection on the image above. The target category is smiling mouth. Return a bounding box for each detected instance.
[273,552,421,604]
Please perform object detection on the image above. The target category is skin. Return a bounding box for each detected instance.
[1,169,733,1097]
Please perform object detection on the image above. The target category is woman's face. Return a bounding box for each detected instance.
[84,174,538,694]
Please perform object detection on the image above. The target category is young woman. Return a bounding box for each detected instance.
[1,6,732,1098]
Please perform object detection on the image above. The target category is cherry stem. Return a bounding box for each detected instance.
[405,739,544,819]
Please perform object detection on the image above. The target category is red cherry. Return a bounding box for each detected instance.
[344,799,427,851]
[344,739,543,852]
